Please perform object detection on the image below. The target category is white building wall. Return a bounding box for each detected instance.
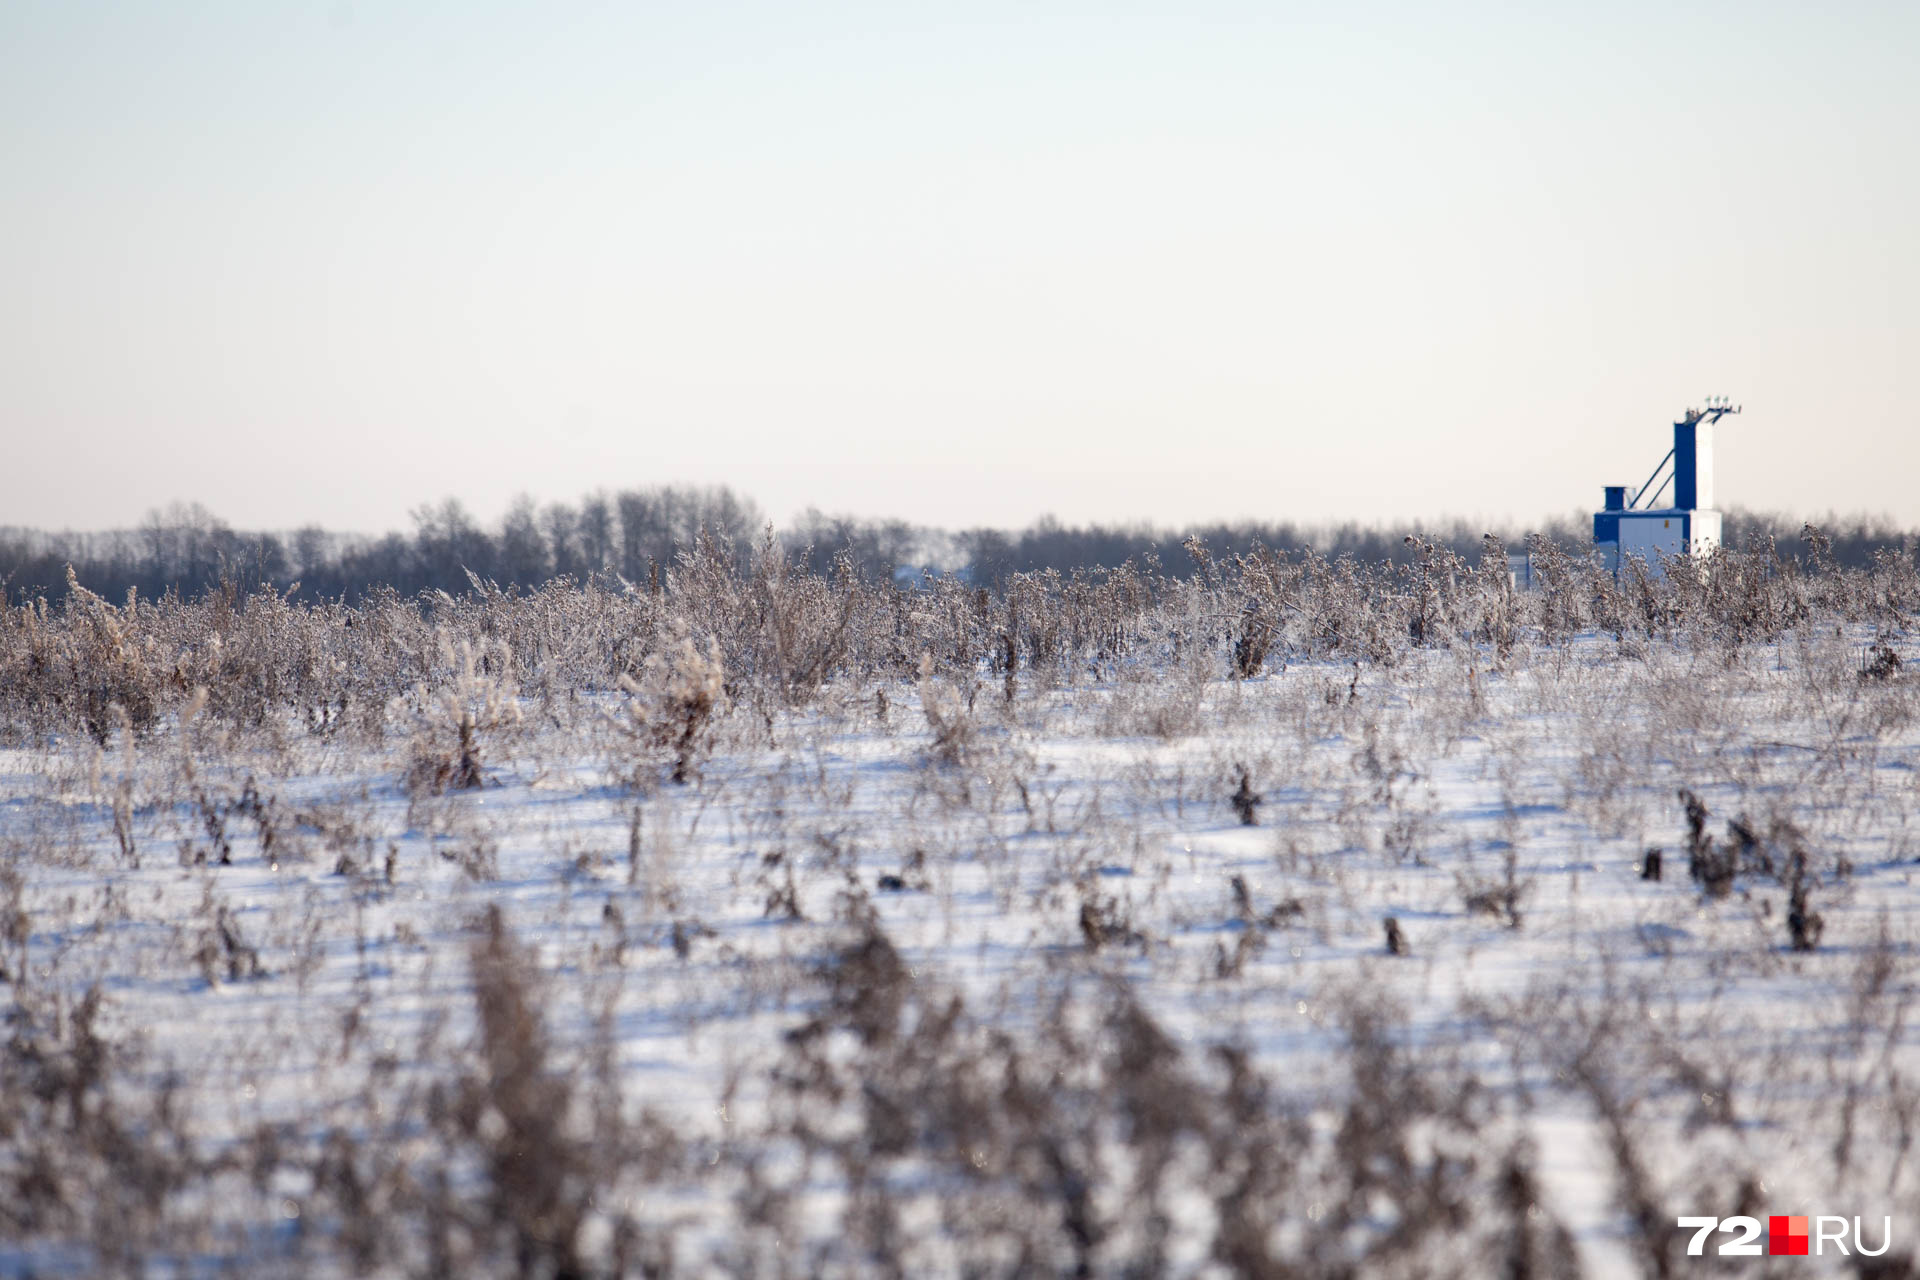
[1689,509,1722,555]
[1616,510,1721,573]
[1619,513,1685,568]
[1693,422,1715,510]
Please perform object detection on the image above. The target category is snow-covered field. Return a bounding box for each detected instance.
[2,557,1917,1276]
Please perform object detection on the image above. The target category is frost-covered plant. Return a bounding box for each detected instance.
[1472,533,1521,665]
[916,650,975,765]
[746,531,858,706]
[1402,534,1469,648]
[398,634,521,794]
[1225,545,1299,678]
[1524,533,1586,645]
[59,570,161,745]
[614,625,727,785]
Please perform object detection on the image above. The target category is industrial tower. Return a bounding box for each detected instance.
[1594,399,1739,571]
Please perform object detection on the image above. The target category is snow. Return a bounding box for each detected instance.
[2,622,1918,1275]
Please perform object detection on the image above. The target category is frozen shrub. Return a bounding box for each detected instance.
[1863,641,1903,682]
[0,986,211,1264]
[745,532,858,705]
[1679,788,1735,898]
[60,571,162,744]
[1786,848,1825,952]
[916,650,976,765]
[1402,534,1467,647]
[612,623,727,785]
[446,905,595,1275]
[767,932,1576,1275]
[397,633,522,794]
[1525,534,1586,645]
[0,864,25,983]
[194,902,263,985]
[1224,545,1298,677]
[1229,766,1260,825]
[1077,884,1143,951]
[1474,533,1521,664]
[1457,848,1530,929]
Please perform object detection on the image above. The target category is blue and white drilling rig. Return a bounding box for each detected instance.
[1594,399,1739,571]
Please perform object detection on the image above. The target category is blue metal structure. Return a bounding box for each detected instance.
[1593,485,1628,544]
[1594,399,1739,571]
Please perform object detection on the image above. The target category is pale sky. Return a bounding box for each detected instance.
[4,1,1916,535]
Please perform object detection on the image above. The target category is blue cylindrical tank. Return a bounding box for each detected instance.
[1595,486,1624,543]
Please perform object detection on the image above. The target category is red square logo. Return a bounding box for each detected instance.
[1770,1215,1809,1256]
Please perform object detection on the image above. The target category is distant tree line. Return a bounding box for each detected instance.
[0,488,769,604]
[1,486,1912,605]
[952,510,1917,585]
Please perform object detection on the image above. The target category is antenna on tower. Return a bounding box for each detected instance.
[1690,398,1741,426]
